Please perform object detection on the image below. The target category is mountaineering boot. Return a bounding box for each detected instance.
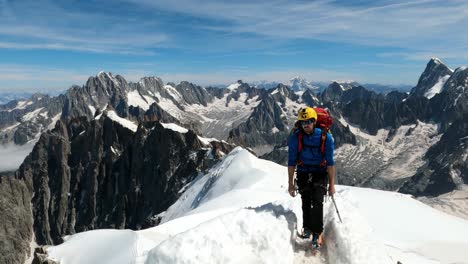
[301,228,312,239]
[312,233,323,249]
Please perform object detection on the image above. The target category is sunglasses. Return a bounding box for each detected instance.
[301,119,314,126]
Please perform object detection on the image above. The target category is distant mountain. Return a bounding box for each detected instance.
[0,92,34,105]
[251,77,321,92]
[288,79,412,94]
[250,80,280,89]
[252,78,345,94]
[362,83,413,94]
[0,93,65,145]
[288,76,320,92]
[0,90,65,105]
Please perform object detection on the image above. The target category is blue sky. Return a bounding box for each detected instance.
[1,0,468,92]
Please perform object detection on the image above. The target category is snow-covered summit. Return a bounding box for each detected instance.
[46,147,468,264]
[226,81,242,91]
[431,57,443,65]
[289,76,319,92]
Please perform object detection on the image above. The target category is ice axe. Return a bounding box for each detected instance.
[293,177,299,197]
[331,195,343,223]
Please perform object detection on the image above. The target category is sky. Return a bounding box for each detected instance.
[1,0,468,92]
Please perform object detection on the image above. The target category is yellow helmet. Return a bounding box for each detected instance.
[297,107,317,121]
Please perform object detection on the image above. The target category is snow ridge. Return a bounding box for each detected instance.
[46,148,468,264]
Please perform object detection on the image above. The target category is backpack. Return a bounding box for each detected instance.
[294,107,333,167]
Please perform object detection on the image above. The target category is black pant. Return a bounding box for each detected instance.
[297,170,328,234]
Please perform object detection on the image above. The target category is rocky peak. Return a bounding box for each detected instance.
[269,84,298,105]
[224,81,265,107]
[228,93,289,154]
[335,81,358,91]
[320,81,345,103]
[385,90,408,102]
[410,58,453,98]
[137,76,165,95]
[94,71,128,93]
[63,72,171,122]
[444,66,468,95]
[175,81,212,106]
[426,66,468,130]
[341,85,379,102]
[225,80,254,95]
[300,89,321,106]
[63,72,132,119]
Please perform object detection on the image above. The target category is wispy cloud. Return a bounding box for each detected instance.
[0,41,158,55]
[0,143,35,172]
[0,65,89,82]
[0,64,94,92]
[3,0,468,57]
[0,0,170,54]
[128,0,468,56]
[378,50,468,62]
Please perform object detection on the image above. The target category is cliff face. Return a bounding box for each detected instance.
[0,113,234,263]
[0,171,32,264]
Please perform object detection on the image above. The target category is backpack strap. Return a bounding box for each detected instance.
[297,131,304,166]
[319,128,328,167]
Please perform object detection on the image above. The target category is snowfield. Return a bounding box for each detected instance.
[46,147,468,264]
[335,117,442,185]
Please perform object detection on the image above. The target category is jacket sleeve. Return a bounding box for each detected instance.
[287,133,298,167]
[325,133,335,166]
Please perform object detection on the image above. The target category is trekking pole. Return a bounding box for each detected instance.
[331,195,343,223]
[294,177,299,196]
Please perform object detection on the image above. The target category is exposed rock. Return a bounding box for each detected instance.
[399,114,468,196]
[16,113,234,246]
[409,58,453,98]
[228,94,289,154]
[32,247,57,264]
[0,171,33,264]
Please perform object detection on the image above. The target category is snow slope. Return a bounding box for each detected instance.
[424,75,451,99]
[184,92,261,140]
[418,187,468,221]
[47,147,468,264]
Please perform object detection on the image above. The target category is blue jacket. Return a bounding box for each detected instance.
[288,128,335,171]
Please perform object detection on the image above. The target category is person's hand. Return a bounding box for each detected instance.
[288,182,295,197]
[328,184,335,196]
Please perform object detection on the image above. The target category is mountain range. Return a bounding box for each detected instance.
[250,77,411,94]
[0,92,34,105]
[0,58,466,263]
